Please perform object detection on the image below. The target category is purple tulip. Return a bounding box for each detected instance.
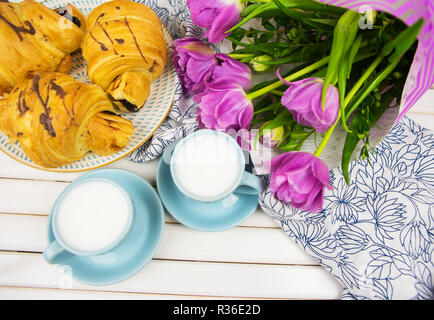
[172,37,217,95]
[278,74,339,134]
[268,152,332,213]
[173,38,252,95]
[212,53,252,91]
[194,80,253,131]
[187,0,243,43]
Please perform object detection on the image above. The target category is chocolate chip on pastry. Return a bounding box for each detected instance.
[0,72,134,168]
[82,0,167,112]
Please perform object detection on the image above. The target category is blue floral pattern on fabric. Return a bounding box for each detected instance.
[259,116,434,300]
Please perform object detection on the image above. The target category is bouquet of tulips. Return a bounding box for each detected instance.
[172,0,427,213]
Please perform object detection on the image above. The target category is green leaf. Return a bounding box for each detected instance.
[344,19,421,122]
[275,0,345,15]
[255,110,292,146]
[381,18,423,60]
[230,28,246,41]
[259,32,275,43]
[241,3,262,18]
[341,116,363,184]
[256,51,304,65]
[253,101,282,115]
[262,19,275,31]
[247,61,312,94]
[226,36,289,56]
[338,57,351,132]
[303,18,336,31]
[341,82,402,184]
[345,57,401,120]
[307,18,339,27]
[322,10,360,107]
[388,18,423,61]
[261,110,292,129]
[227,2,274,32]
[277,124,314,151]
[272,0,303,20]
[346,34,362,78]
[228,0,344,33]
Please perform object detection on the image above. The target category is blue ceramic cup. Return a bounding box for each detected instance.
[163,129,263,202]
[43,178,134,264]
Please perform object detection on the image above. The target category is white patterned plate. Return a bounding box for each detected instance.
[0,0,178,172]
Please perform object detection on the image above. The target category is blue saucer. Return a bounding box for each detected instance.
[46,169,165,286]
[156,157,259,232]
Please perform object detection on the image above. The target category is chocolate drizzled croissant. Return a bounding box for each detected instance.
[0,0,86,95]
[0,72,134,168]
[82,0,167,112]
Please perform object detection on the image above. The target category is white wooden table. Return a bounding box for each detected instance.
[0,90,432,300]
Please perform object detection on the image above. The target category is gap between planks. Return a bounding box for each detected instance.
[0,176,74,184]
[0,250,319,268]
[0,251,341,299]
[0,211,281,229]
[0,285,323,300]
[0,213,316,265]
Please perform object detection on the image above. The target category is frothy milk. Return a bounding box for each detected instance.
[172,134,243,200]
[55,180,131,253]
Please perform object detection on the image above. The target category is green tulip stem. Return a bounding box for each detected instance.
[269,89,284,96]
[240,0,270,3]
[343,54,384,108]
[246,56,330,100]
[228,53,255,59]
[313,114,340,158]
[313,54,386,158]
[345,57,401,121]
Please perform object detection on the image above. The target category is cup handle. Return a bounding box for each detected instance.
[162,139,181,165]
[234,171,264,196]
[43,240,70,264]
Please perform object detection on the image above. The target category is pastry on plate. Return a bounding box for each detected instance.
[82,0,167,112]
[0,72,134,168]
[0,0,87,95]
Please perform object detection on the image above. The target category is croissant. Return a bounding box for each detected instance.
[0,0,87,95]
[82,0,167,112]
[0,72,134,168]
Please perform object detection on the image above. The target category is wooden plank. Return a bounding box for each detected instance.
[0,252,342,299]
[0,179,66,215]
[0,213,317,265]
[164,210,279,228]
[0,286,243,300]
[0,155,158,184]
[157,223,312,264]
[0,178,278,228]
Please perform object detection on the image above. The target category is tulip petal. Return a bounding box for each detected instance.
[205,4,239,43]
[213,54,252,90]
[311,158,332,188]
[195,84,253,132]
[188,0,241,43]
[270,152,296,173]
[268,151,330,213]
[173,37,217,95]
[279,77,339,134]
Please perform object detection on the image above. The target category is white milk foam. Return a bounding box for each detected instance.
[172,134,242,199]
[55,181,130,253]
